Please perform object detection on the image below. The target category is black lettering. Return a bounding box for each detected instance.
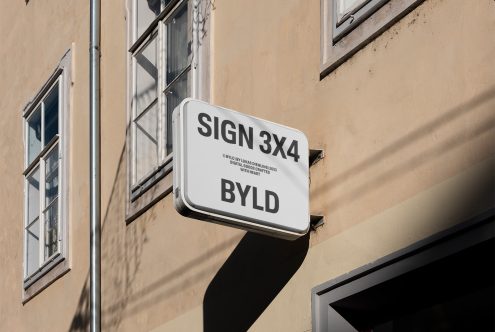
[259,131,272,154]
[235,182,251,206]
[197,113,212,137]
[221,120,236,144]
[272,134,287,159]
[252,186,264,211]
[221,178,235,203]
[287,139,300,162]
[265,190,279,213]
[239,124,254,149]
[214,116,219,140]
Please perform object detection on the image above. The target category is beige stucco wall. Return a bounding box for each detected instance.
[0,0,91,331]
[0,0,494,331]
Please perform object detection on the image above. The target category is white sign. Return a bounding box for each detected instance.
[173,99,309,239]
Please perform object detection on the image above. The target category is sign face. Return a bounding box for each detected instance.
[173,99,309,240]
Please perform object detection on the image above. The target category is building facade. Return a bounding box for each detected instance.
[0,0,494,331]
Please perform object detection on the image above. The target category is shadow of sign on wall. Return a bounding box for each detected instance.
[203,232,310,332]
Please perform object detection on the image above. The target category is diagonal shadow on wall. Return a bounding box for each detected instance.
[203,231,310,332]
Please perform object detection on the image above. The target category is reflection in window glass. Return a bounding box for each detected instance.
[135,36,158,116]
[166,3,189,84]
[44,199,58,259]
[27,168,40,224]
[44,83,59,145]
[27,107,42,165]
[26,218,40,276]
[24,77,63,279]
[137,0,160,39]
[45,146,59,207]
[136,0,176,40]
[337,0,369,21]
[131,0,193,189]
[135,102,159,182]
[166,73,188,153]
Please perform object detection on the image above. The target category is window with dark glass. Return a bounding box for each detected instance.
[312,217,495,332]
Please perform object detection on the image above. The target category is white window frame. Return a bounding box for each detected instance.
[126,0,210,221]
[130,1,192,190]
[321,0,425,77]
[333,0,388,43]
[22,50,71,301]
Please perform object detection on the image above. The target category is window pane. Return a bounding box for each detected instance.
[45,146,59,207]
[135,36,158,116]
[137,0,161,38]
[27,107,42,165]
[166,72,188,153]
[44,198,58,259]
[44,83,59,145]
[27,167,40,224]
[337,0,368,20]
[135,102,159,182]
[26,218,40,276]
[136,0,176,39]
[166,3,189,85]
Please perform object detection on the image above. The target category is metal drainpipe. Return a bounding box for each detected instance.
[89,0,101,330]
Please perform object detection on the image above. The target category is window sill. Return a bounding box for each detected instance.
[126,160,174,224]
[320,0,425,78]
[22,256,70,304]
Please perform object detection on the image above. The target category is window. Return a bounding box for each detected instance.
[22,50,71,300]
[312,214,495,331]
[333,0,387,42]
[131,0,191,188]
[127,0,210,219]
[321,0,425,77]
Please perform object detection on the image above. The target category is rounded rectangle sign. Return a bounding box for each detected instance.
[173,99,309,240]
